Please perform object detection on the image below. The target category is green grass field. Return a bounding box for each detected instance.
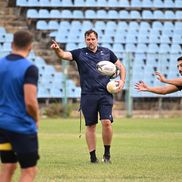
[15,117,182,182]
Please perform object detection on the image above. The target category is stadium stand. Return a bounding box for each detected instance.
[1,0,182,100]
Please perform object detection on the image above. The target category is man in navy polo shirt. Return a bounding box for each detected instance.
[0,30,39,181]
[51,29,126,163]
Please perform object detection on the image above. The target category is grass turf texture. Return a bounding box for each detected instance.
[14,117,182,182]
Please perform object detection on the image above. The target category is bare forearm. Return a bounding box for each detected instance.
[26,99,39,122]
[163,78,182,87]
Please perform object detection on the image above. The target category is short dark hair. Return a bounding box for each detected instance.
[177,56,182,62]
[13,30,33,49]
[84,29,98,39]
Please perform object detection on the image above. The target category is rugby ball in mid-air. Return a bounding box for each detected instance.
[106,80,119,94]
[96,61,116,77]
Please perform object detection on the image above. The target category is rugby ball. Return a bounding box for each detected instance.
[106,80,119,94]
[96,61,116,77]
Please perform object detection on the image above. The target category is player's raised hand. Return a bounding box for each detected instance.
[135,81,149,91]
[50,40,60,50]
[155,72,166,83]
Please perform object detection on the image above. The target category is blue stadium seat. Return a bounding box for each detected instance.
[126,34,137,43]
[117,22,128,31]
[148,43,159,53]
[140,22,150,30]
[112,43,124,52]
[176,11,182,20]
[70,21,82,30]
[101,43,112,49]
[154,10,164,19]
[152,21,163,30]
[2,42,11,51]
[160,35,170,44]
[95,21,106,30]
[119,10,130,19]
[153,0,164,8]
[39,0,50,7]
[39,9,50,19]
[82,21,93,31]
[61,10,72,18]
[163,22,174,30]
[50,10,61,18]
[164,0,174,8]
[62,0,73,6]
[5,33,13,43]
[119,0,129,7]
[97,0,107,7]
[97,10,107,19]
[130,10,141,19]
[59,21,71,31]
[72,10,84,19]
[138,34,149,43]
[142,10,153,19]
[36,20,48,30]
[48,20,59,30]
[108,0,119,7]
[106,21,117,30]
[142,0,153,7]
[50,0,62,7]
[174,22,182,30]
[101,34,113,43]
[125,43,136,52]
[136,43,148,53]
[175,0,182,8]
[164,11,175,19]
[85,0,97,7]
[85,10,96,19]
[159,44,170,53]
[128,21,139,30]
[172,35,182,44]
[171,44,182,54]
[108,10,119,19]
[149,33,160,43]
[131,0,142,7]
[114,33,126,43]
[27,9,39,18]
[74,0,85,6]
[66,43,78,50]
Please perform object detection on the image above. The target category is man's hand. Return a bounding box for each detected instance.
[155,72,166,83]
[50,40,60,50]
[135,81,149,91]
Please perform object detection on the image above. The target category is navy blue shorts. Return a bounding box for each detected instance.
[0,129,39,168]
[81,94,113,126]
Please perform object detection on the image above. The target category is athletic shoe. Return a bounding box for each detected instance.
[102,155,111,163]
[90,158,99,163]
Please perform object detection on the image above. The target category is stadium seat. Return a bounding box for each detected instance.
[66,43,78,50]
[153,10,164,19]
[153,0,164,8]
[128,21,139,30]
[159,44,170,53]
[108,0,119,7]
[27,9,39,18]
[85,0,97,7]
[39,0,50,7]
[82,21,93,31]
[140,22,150,30]
[163,22,174,30]
[112,43,124,52]
[126,34,137,43]
[114,33,126,43]
[36,20,48,30]
[125,43,136,52]
[48,20,59,30]
[70,21,82,30]
[119,0,129,7]
[142,10,153,19]
[130,11,141,19]
[50,0,62,7]
[85,10,96,19]
[108,10,119,19]
[142,0,153,7]
[175,0,182,8]
[59,21,71,31]
[72,10,84,19]
[74,0,85,6]
[149,33,160,43]
[172,35,182,44]
[104,29,115,36]
[101,43,112,49]
[136,43,148,53]
[160,35,170,44]
[175,11,182,20]
[131,0,142,7]
[95,21,106,30]
[39,9,50,19]
[171,44,182,54]
[62,0,73,6]
[50,10,61,18]
[97,0,107,7]
[105,21,117,30]
[16,0,28,6]
[117,22,128,31]
[5,33,13,43]
[119,10,130,19]
[138,34,149,43]
[164,0,174,8]
[152,21,163,30]
[148,43,159,53]
[97,10,107,19]
[61,10,72,18]
[164,11,175,20]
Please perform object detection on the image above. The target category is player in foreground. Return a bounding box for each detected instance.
[0,30,39,182]
[51,29,126,163]
[135,56,182,94]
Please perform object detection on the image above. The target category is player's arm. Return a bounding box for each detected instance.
[135,81,179,94]
[115,59,126,90]
[50,40,73,61]
[24,66,39,127]
[155,72,182,86]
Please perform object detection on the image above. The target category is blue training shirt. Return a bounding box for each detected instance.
[0,54,38,134]
[71,46,118,94]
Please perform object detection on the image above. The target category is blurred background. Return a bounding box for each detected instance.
[1,0,182,118]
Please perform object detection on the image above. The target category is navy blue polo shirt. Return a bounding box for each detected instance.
[71,47,118,94]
